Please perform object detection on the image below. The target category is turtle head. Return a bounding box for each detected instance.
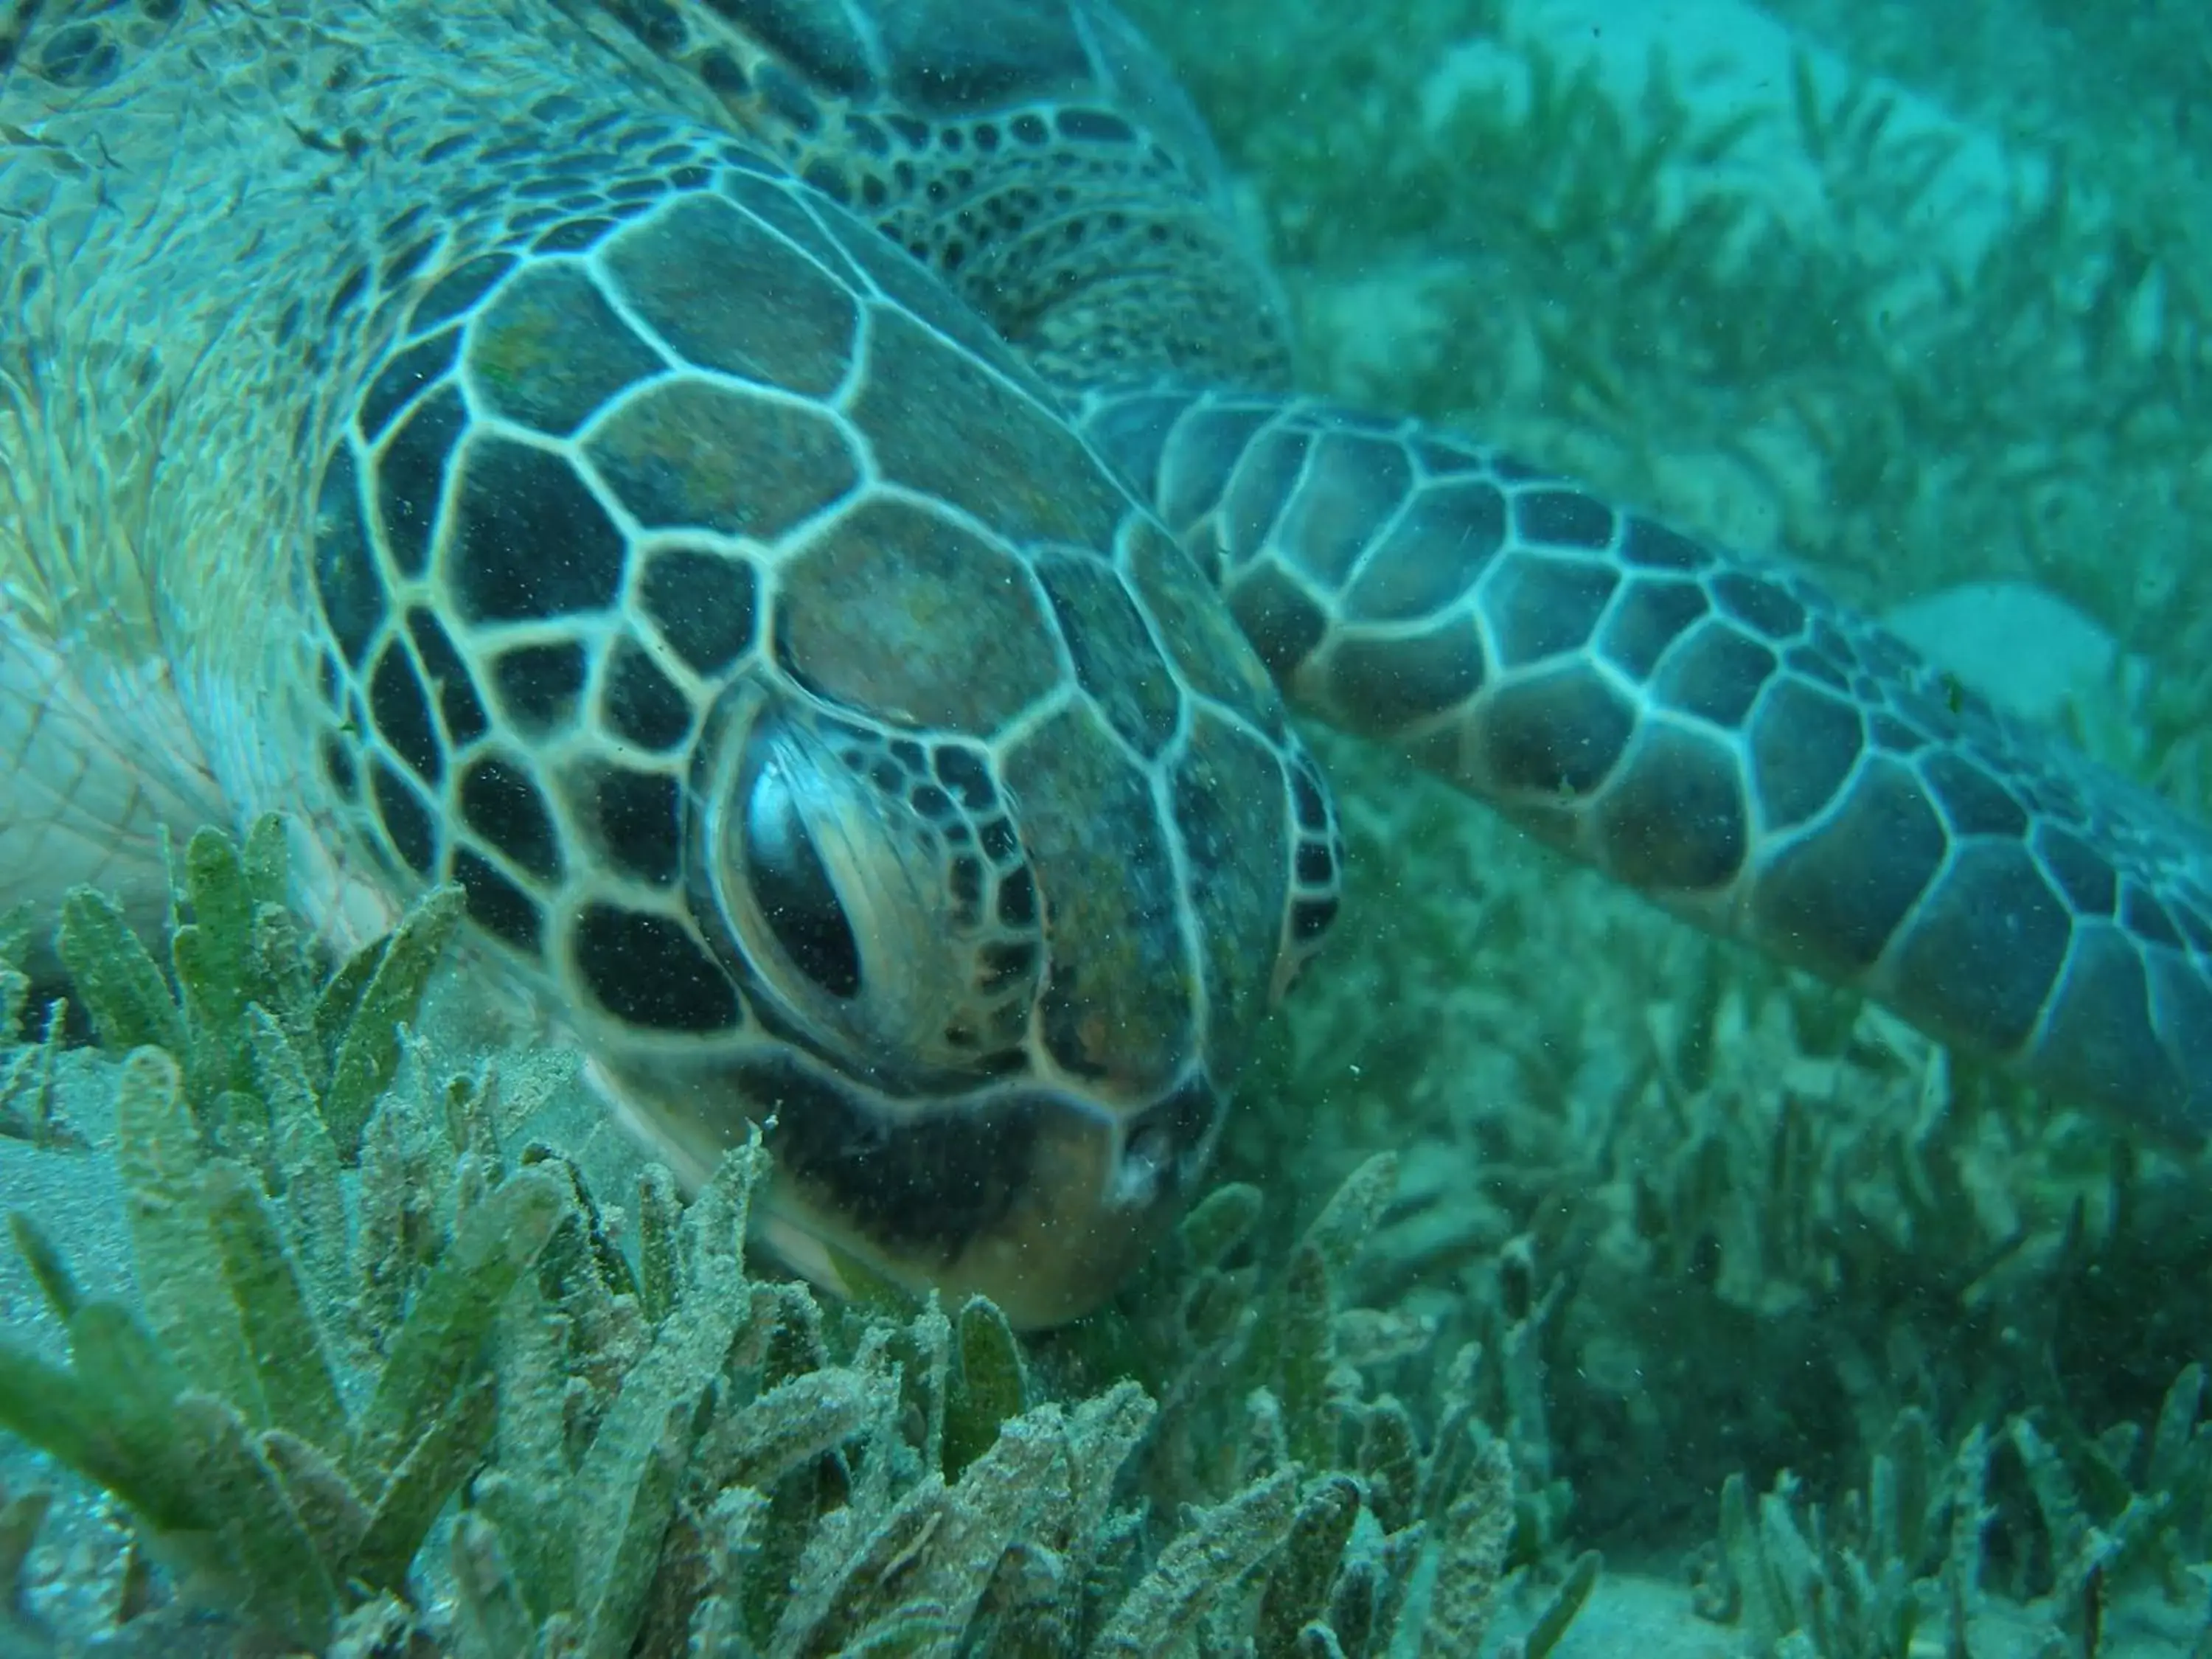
[582,488,1346,1328]
[306,156,1338,1326]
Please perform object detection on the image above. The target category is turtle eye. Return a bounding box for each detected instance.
[698,700,986,1075]
[742,757,863,999]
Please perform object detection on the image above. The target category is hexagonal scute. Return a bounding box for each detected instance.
[846,306,1132,552]
[585,378,858,538]
[602,192,860,397]
[446,438,630,625]
[776,498,1063,735]
[465,262,664,437]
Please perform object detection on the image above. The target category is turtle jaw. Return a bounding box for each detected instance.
[588,1046,1220,1330]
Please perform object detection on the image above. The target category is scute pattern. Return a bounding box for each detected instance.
[602,192,859,393]
[287,123,1329,1326]
[776,498,1063,734]
[1082,383,2212,1130]
[201,0,2212,1327]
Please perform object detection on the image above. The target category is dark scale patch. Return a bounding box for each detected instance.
[1599,577,1708,680]
[453,849,543,955]
[379,242,439,303]
[1225,566,1327,681]
[1160,402,1271,537]
[585,380,857,536]
[1009,113,1049,146]
[1784,642,1851,693]
[640,548,757,675]
[998,866,1037,927]
[493,641,588,734]
[1297,841,1337,888]
[374,386,468,580]
[698,46,751,96]
[371,759,437,875]
[1082,394,1192,509]
[1292,760,1332,837]
[448,439,630,624]
[312,445,386,668]
[978,818,1019,866]
[1323,622,1486,735]
[1057,108,1138,145]
[1512,487,1618,551]
[1037,554,1182,757]
[1214,427,1310,568]
[406,608,489,747]
[754,61,823,133]
[531,217,620,256]
[1482,552,1621,667]
[949,855,985,921]
[1267,431,1411,591]
[581,765,683,888]
[1921,749,2028,840]
[1888,842,2072,1052]
[1480,665,1635,798]
[2039,930,2183,1121]
[321,736,359,802]
[1593,726,1749,891]
[1293,897,1338,942]
[605,193,859,395]
[2121,886,2186,950]
[323,265,370,331]
[1342,477,1509,623]
[459,755,562,883]
[1652,622,1778,729]
[1868,714,1928,754]
[574,904,740,1032]
[1752,758,1947,975]
[1748,678,1863,832]
[1620,518,1713,571]
[934,746,997,812]
[602,640,694,751]
[1712,571,1809,640]
[608,0,685,53]
[801,160,852,206]
[466,262,664,437]
[370,642,444,785]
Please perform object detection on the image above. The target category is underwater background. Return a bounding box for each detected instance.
[7,0,2212,1653]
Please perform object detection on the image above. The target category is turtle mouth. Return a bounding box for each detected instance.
[589,1043,1221,1329]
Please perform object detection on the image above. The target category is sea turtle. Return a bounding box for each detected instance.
[4,0,2210,1329]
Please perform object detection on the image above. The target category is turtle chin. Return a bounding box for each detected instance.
[589,1047,1222,1330]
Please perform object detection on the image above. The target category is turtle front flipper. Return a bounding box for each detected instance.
[1079,385,2212,1135]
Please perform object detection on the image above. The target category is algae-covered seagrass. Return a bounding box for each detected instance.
[4,0,2212,1329]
